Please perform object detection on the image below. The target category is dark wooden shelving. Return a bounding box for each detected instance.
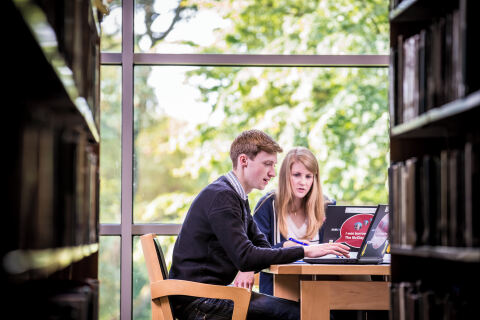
[13,0,100,142]
[388,0,480,318]
[3,1,103,318]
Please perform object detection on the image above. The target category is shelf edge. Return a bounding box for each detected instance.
[389,0,419,21]
[391,90,480,137]
[14,0,100,142]
[391,245,480,262]
[2,243,99,276]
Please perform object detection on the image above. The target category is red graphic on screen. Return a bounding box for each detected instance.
[335,214,373,248]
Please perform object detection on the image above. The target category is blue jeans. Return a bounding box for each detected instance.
[175,291,300,320]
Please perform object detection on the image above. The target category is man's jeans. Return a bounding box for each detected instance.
[175,291,300,320]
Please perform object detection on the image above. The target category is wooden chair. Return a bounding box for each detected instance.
[140,233,251,320]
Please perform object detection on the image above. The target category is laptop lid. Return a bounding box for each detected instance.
[303,204,389,264]
[357,204,389,261]
[322,205,378,252]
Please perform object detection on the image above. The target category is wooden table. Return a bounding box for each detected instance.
[266,263,390,320]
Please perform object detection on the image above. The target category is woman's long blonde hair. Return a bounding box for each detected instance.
[275,147,325,240]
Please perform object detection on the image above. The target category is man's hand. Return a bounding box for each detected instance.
[233,271,255,291]
[303,243,350,258]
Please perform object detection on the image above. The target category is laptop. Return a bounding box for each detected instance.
[304,204,389,264]
[321,205,378,252]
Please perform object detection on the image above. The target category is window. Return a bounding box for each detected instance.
[99,0,389,318]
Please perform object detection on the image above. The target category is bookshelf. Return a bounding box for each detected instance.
[388,0,479,318]
[3,0,103,318]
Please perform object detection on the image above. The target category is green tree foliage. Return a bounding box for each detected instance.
[179,66,389,207]
[99,66,122,223]
[222,0,388,54]
[161,0,391,207]
[99,237,121,320]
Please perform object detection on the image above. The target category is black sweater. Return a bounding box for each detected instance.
[168,175,304,287]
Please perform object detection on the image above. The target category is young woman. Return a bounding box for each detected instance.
[252,147,335,295]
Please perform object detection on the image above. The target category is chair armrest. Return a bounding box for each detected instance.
[150,279,251,320]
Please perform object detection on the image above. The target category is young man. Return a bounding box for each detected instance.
[169,129,350,320]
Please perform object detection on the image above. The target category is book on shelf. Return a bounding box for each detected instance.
[397,282,408,320]
[451,9,465,99]
[439,150,449,246]
[390,140,479,248]
[46,281,98,320]
[35,125,56,249]
[449,149,465,247]
[389,163,401,245]
[15,119,100,251]
[464,139,480,247]
[396,34,404,125]
[388,166,396,246]
[389,45,398,127]
[419,155,440,247]
[75,130,87,246]
[417,29,427,115]
[463,0,480,95]
[391,2,480,127]
[424,23,436,112]
[402,34,419,123]
[390,280,475,320]
[390,159,418,247]
[405,158,417,246]
[85,278,99,320]
[86,147,99,244]
[405,284,422,320]
[19,124,39,249]
[58,128,78,248]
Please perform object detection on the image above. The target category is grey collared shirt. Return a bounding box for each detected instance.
[225,171,247,200]
[225,171,250,228]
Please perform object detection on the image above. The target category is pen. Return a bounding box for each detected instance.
[288,237,309,246]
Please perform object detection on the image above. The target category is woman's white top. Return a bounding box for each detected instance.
[270,199,320,244]
[286,214,319,242]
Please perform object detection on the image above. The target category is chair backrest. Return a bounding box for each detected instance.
[141,233,175,320]
[153,237,169,281]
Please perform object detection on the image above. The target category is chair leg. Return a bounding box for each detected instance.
[151,299,168,320]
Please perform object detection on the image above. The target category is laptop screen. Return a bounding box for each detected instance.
[358,204,389,259]
[322,205,378,251]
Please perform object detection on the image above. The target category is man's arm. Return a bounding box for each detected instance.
[208,191,304,272]
[248,214,271,248]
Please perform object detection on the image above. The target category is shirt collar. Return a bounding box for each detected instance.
[225,171,247,200]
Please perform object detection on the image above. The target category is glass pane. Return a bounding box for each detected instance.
[134,0,389,54]
[133,66,389,224]
[133,235,177,320]
[99,236,121,320]
[101,0,122,52]
[100,66,122,223]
